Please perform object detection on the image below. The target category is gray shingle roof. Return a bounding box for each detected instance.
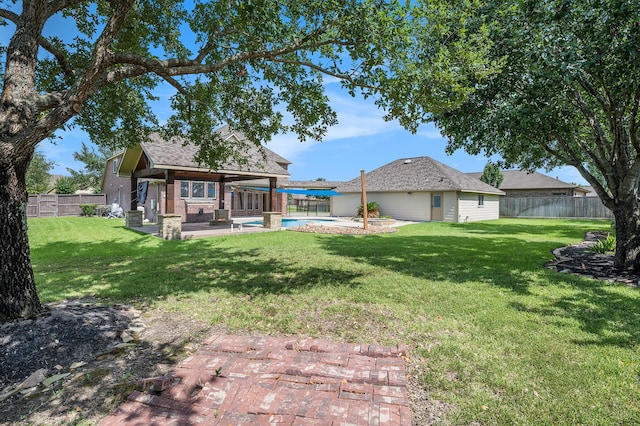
[466,170,586,191]
[336,157,505,194]
[141,126,290,177]
[282,180,343,189]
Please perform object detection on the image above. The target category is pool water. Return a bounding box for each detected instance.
[244,218,336,228]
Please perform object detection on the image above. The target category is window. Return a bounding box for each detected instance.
[432,195,441,208]
[179,180,216,200]
[238,192,245,210]
[478,194,485,206]
[112,159,119,174]
[254,193,259,210]
[248,192,253,209]
[191,181,205,198]
[180,181,190,198]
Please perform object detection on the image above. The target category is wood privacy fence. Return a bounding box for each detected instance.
[27,194,107,218]
[500,196,613,219]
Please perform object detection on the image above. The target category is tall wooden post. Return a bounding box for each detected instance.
[218,178,225,209]
[361,170,368,230]
[130,176,138,211]
[269,177,278,212]
[166,170,175,214]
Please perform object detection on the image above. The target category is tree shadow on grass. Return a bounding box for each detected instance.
[318,232,558,295]
[449,219,611,240]
[34,236,364,303]
[318,225,640,349]
[511,282,640,349]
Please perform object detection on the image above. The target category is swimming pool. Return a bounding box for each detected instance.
[243,218,336,228]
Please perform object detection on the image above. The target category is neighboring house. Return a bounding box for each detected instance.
[332,157,505,222]
[466,170,589,197]
[581,186,599,197]
[101,126,290,223]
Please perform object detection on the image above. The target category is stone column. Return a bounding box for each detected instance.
[263,212,282,229]
[215,209,230,221]
[125,210,143,228]
[158,214,182,240]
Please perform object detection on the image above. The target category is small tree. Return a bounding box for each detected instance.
[479,162,504,188]
[54,176,76,194]
[67,142,112,192]
[25,151,54,194]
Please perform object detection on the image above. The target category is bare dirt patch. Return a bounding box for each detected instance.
[0,300,212,425]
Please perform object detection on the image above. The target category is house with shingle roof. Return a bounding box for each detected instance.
[465,170,589,197]
[332,157,505,222]
[101,126,291,224]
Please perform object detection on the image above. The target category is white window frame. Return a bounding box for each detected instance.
[191,181,205,199]
[207,182,217,199]
[180,181,190,198]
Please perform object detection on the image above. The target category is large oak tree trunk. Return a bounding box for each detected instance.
[611,198,640,272]
[0,153,42,321]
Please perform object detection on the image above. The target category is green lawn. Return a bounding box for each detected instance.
[28,217,640,425]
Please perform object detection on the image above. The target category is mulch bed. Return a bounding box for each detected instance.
[544,231,638,286]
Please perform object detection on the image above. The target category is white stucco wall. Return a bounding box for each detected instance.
[333,191,501,222]
[332,191,450,221]
[457,192,500,222]
[331,194,361,217]
[370,192,431,221]
[332,192,432,220]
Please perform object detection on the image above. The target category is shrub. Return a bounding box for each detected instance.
[591,233,616,254]
[357,201,380,218]
[80,204,97,217]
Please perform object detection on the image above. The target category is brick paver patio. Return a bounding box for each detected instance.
[100,334,411,425]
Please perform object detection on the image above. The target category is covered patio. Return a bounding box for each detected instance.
[115,127,291,239]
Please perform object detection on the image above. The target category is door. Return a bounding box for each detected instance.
[431,193,443,221]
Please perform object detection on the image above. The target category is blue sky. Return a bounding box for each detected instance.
[42,80,589,186]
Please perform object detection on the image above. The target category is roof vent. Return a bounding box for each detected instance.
[403,159,412,164]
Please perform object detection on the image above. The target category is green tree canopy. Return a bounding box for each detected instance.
[403,0,640,269]
[25,150,54,194]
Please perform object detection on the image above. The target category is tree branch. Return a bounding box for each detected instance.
[97,35,356,90]
[0,8,19,25]
[46,0,83,18]
[68,0,135,104]
[628,85,640,152]
[270,58,380,91]
[567,86,612,164]
[38,36,75,78]
[577,73,611,114]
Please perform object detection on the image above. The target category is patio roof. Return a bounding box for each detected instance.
[118,125,290,182]
[116,126,291,214]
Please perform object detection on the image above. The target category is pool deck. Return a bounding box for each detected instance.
[127,216,385,240]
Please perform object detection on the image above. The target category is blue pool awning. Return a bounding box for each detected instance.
[240,187,344,196]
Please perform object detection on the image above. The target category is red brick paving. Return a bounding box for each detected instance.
[100,334,411,425]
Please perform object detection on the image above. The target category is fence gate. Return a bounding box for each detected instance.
[37,194,58,217]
